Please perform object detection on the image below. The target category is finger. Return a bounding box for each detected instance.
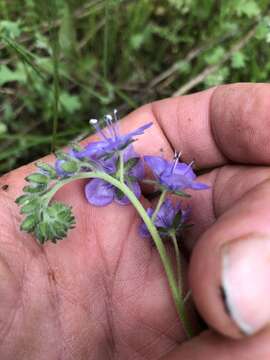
[189,177,270,338]
[183,165,270,249]
[161,329,270,360]
[2,82,270,197]
[120,83,270,168]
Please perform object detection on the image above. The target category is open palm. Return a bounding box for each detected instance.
[1,83,270,360]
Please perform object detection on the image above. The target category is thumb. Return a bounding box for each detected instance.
[189,178,270,338]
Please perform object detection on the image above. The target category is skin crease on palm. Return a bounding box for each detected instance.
[1,83,270,359]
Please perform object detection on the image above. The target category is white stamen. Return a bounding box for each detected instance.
[89,118,98,125]
[104,114,115,138]
[172,151,181,173]
[113,109,118,120]
[105,114,113,122]
[89,117,109,140]
[113,109,120,136]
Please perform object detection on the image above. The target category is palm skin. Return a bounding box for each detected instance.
[0,169,190,360]
[2,83,270,359]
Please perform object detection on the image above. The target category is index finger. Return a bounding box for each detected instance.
[120,83,270,168]
[2,83,270,198]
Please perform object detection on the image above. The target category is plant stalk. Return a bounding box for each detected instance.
[44,171,192,337]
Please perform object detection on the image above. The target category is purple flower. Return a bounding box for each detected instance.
[144,155,209,192]
[77,110,152,159]
[140,199,190,238]
[85,145,144,206]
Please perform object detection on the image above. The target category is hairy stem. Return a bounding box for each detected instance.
[170,231,193,338]
[119,151,124,183]
[151,189,167,222]
[170,232,182,297]
[44,171,192,337]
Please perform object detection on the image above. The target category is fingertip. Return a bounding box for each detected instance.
[189,232,242,339]
[211,83,270,164]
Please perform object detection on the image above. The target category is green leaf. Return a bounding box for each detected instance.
[59,3,77,57]
[0,20,22,38]
[26,173,49,184]
[231,52,246,69]
[0,122,7,134]
[59,92,81,114]
[0,64,26,86]
[235,0,260,18]
[204,46,225,65]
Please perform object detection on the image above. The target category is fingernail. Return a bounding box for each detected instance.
[221,235,270,336]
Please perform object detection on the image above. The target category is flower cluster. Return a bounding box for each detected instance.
[17,109,209,245]
[16,111,211,344]
[144,154,209,194]
[16,109,209,339]
[55,110,152,207]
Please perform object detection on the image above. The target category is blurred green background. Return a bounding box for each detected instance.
[1,0,270,175]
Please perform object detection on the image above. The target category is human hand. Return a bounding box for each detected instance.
[1,83,270,359]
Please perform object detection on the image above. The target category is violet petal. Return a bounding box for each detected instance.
[78,140,108,159]
[190,181,210,190]
[129,159,144,180]
[122,122,152,141]
[174,163,196,180]
[144,156,167,177]
[85,179,114,206]
[139,208,153,238]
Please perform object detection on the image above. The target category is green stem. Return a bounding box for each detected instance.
[44,171,192,337]
[170,232,182,297]
[151,189,167,222]
[119,151,124,183]
[170,231,193,338]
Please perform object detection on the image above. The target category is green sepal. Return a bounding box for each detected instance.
[55,150,72,161]
[23,183,47,193]
[36,162,57,179]
[35,222,48,244]
[15,194,32,205]
[26,173,49,184]
[60,160,79,173]
[170,190,191,198]
[124,157,140,172]
[20,215,37,232]
[172,212,182,230]
[33,202,76,244]
[20,198,40,214]
[70,142,83,152]
[115,188,125,200]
